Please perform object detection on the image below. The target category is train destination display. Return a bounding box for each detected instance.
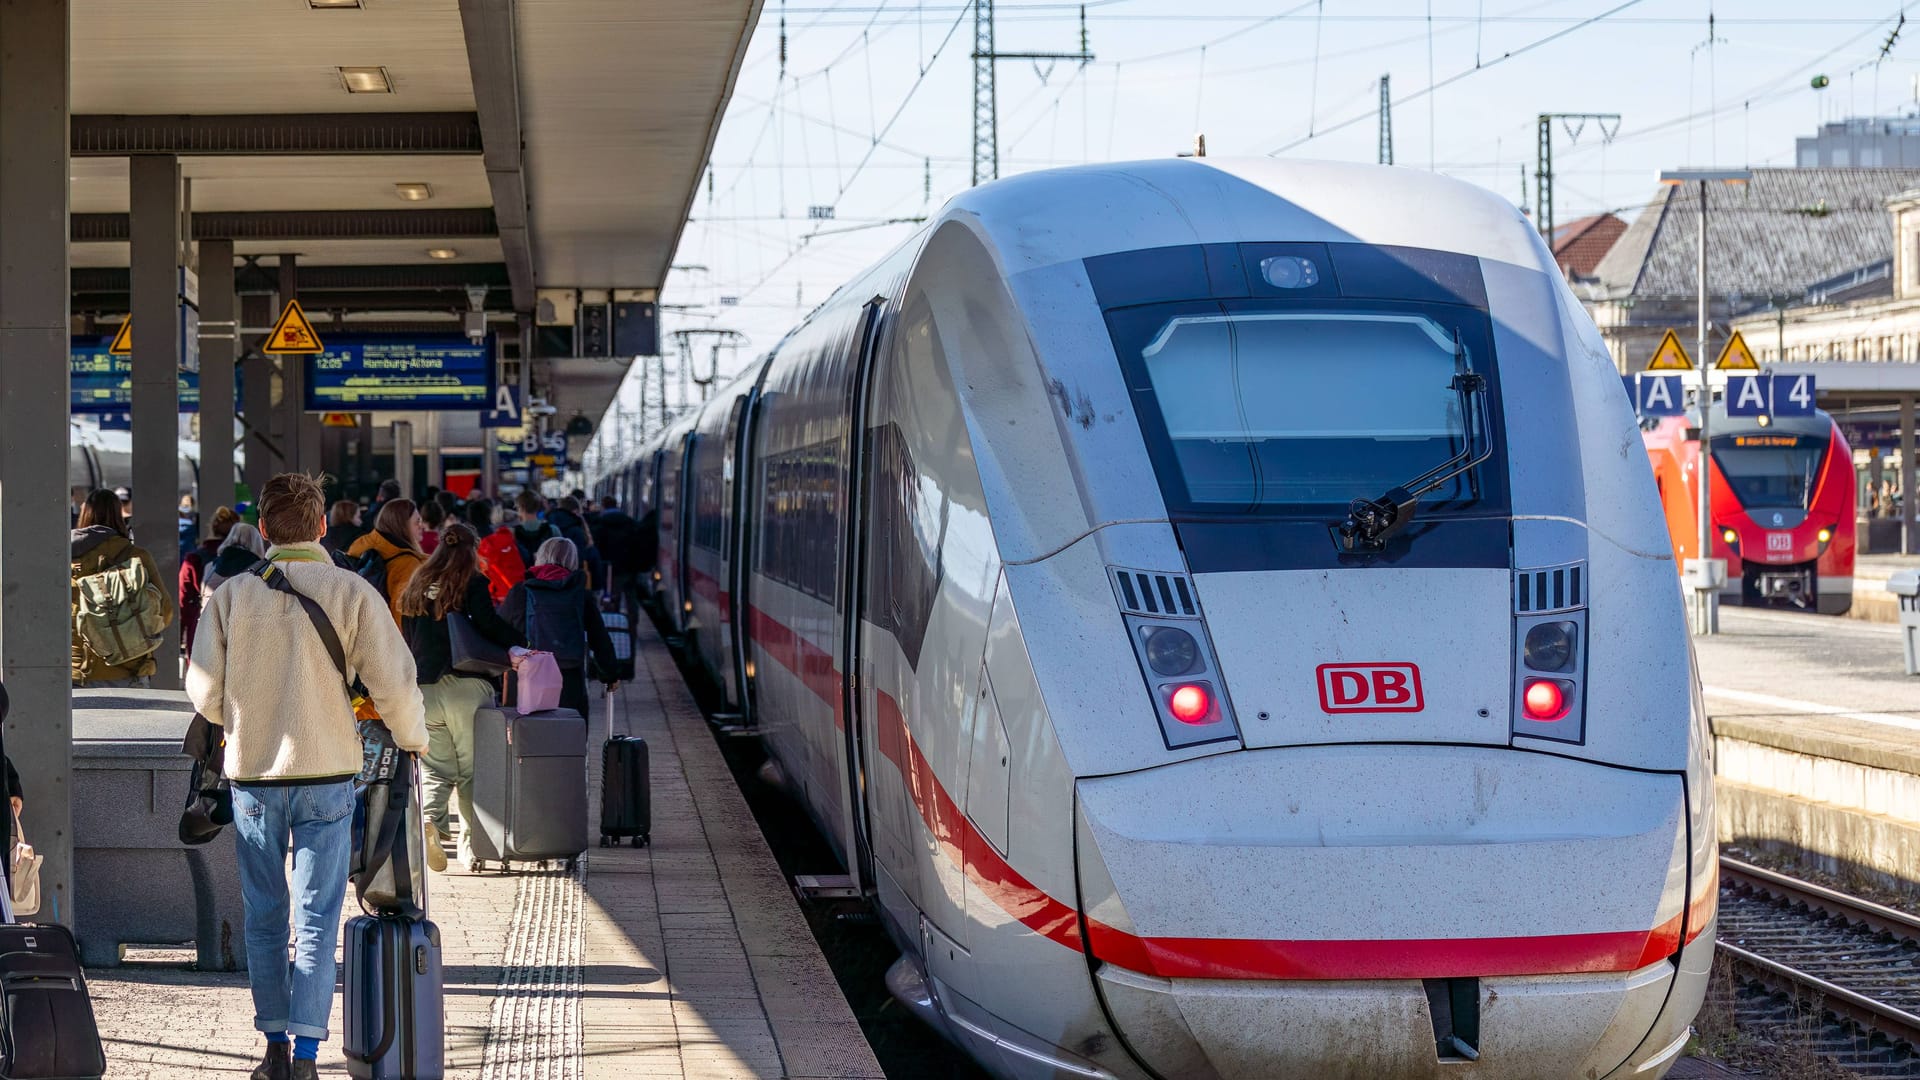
[304,335,493,411]
[72,339,204,414]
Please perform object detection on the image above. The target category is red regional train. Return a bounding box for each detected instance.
[1643,402,1855,615]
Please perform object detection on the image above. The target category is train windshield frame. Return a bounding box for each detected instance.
[1710,432,1830,510]
[1104,296,1510,521]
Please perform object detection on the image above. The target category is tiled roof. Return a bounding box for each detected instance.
[1589,168,1920,301]
[1551,213,1627,278]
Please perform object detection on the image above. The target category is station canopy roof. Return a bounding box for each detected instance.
[68,0,762,427]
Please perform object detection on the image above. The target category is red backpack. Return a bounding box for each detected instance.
[477,527,527,604]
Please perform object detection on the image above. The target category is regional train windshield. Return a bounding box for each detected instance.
[1711,432,1829,510]
[1108,298,1505,518]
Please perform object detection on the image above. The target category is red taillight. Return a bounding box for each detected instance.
[1168,684,1211,724]
[1522,679,1567,721]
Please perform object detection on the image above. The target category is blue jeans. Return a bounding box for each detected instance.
[232,781,356,1040]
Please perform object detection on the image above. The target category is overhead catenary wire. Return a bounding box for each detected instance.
[1267,0,1652,156]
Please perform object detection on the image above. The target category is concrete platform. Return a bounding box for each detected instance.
[1843,551,1920,623]
[1694,607,1920,895]
[88,628,883,1079]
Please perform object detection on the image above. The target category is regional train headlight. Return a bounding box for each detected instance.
[1817,527,1833,544]
[1143,626,1200,676]
[1721,527,1738,545]
[1522,621,1577,673]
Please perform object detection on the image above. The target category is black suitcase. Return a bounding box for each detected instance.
[342,915,444,1080]
[599,735,650,847]
[0,924,106,1080]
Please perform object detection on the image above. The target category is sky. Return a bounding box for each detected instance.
[592,0,1920,454]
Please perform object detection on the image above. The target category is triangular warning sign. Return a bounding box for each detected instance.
[320,412,358,428]
[108,320,133,356]
[1645,328,1693,371]
[262,299,324,355]
[1714,329,1759,370]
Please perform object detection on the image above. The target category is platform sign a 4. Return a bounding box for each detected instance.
[1634,373,1685,417]
[1725,375,1770,417]
[1772,373,1817,417]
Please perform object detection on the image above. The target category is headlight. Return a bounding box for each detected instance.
[1817,527,1833,544]
[1721,527,1738,545]
[1143,626,1200,676]
[1523,621,1577,673]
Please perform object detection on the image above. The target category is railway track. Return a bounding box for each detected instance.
[1717,857,1920,1075]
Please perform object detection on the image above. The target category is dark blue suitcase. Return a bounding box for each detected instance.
[342,915,444,1080]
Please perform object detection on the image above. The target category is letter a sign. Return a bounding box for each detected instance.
[262,299,324,355]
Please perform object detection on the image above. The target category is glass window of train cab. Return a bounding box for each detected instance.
[1105,298,1504,519]
[1711,431,1829,509]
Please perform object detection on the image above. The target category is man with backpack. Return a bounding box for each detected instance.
[71,489,176,687]
[186,473,427,1080]
[511,490,559,567]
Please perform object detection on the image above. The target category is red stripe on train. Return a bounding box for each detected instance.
[744,602,1702,979]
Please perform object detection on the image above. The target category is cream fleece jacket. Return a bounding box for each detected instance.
[186,543,428,783]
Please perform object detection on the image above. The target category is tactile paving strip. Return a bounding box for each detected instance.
[478,858,587,1080]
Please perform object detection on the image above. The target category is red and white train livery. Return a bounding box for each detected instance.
[600,159,1714,1079]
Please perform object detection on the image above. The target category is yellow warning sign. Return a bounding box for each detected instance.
[108,320,133,356]
[262,299,324,355]
[1645,328,1694,371]
[320,412,358,428]
[1714,329,1759,371]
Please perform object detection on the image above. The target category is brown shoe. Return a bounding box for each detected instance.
[422,821,450,873]
[290,1060,319,1080]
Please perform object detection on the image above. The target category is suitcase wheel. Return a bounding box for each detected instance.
[470,860,486,874]
[566,857,579,872]
[635,834,649,848]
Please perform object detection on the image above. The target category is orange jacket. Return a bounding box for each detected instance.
[345,530,423,626]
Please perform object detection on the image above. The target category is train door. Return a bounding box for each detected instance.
[709,396,749,714]
[837,296,890,896]
[675,432,698,634]
[726,389,763,723]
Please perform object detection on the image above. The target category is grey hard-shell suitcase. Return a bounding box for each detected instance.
[342,914,444,1080]
[470,707,588,871]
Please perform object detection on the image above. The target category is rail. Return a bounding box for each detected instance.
[1718,856,1920,1052]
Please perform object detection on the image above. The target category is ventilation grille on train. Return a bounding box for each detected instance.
[1109,567,1198,617]
[1513,562,1586,615]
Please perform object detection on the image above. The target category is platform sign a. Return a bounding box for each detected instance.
[480,385,523,429]
[1645,329,1693,371]
[1725,375,1770,417]
[262,299,324,355]
[1772,373,1817,417]
[1714,330,1759,371]
[1635,373,1685,417]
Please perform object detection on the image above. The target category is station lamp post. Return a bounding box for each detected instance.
[1659,168,1752,635]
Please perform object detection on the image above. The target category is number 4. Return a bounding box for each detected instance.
[1784,375,1812,410]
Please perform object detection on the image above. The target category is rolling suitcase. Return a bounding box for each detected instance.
[599,608,637,682]
[342,915,444,1080]
[599,691,650,848]
[0,924,106,1080]
[470,707,588,871]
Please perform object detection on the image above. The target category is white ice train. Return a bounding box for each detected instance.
[601,160,1715,1079]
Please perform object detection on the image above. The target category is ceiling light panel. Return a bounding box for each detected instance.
[309,0,364,7]
[394,183,433,202]
[426,248,458,260]
[338,67,393,94]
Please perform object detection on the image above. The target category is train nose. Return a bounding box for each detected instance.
[1073,745,1701,1079]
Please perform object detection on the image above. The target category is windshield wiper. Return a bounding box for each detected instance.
[1334,345,1494,553]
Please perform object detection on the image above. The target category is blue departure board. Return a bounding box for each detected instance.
[71,339,202,414]
[304,336,493,411]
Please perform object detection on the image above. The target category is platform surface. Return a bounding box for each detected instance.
[89,628,883,1079]
[1694,606,1920,768]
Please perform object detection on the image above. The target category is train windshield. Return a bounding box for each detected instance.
[1109,300,1504,516]
[1711,433,1828,509]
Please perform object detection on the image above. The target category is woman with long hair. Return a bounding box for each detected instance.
[398,523,521,872]
[200,523,268,599]
[346,496,427,625]
[71,488,175,687]
[503,537,619,721]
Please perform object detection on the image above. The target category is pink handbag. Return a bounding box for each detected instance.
[509,648,564,715]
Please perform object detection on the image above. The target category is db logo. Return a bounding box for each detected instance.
[1317,663,1424,713]
[1767,532,1792,554]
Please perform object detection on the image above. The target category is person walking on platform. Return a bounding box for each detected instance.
[321,499,364,555]
[346,498,427,626]
[181,505,241,656]
[202,523,269,599]
[186,473,427,1080]
[592,495,642,611]
[470,498,527,604]
[418,500,447,556]
[71,489,176,688]
[504,538,619,721]
[510,491,559,567]
[398,523,522,873]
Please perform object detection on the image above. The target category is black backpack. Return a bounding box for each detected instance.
[356,548,390,600]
